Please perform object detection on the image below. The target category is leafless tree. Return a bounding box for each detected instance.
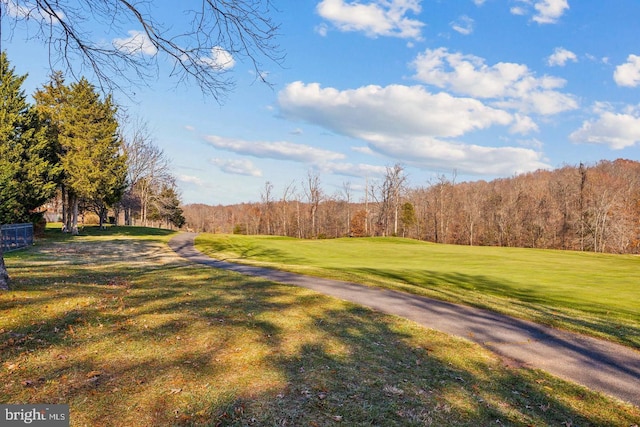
[260,180,274,234]
[279,180,295,236]
[2,0,283,100]
[341,181,353,236]
[120,119,173,225]
[372,164,406,236]
[303,170,322,238]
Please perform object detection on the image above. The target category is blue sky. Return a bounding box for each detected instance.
[3,0,640,205]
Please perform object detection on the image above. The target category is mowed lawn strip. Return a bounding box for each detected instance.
[195,234,640,349]
[1,227,638,426]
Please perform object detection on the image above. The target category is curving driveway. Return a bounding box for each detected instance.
[169,232,640,407]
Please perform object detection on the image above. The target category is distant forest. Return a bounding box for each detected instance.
[183,159,640,254]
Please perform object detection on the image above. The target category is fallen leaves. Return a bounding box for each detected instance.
[383,384,405,396]
[86,370,102,379]
[21,377,45,387]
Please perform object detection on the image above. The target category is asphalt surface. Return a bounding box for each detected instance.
[169,233,640,407]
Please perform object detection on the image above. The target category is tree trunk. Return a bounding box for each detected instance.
[0,231,9,290]
[71,195,80,235]
[62,187,69,232]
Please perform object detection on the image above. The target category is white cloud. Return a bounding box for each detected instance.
[547,47,577,67]
[570,110,640,149]
[204,134,345,163]
[510,114,539,134]
[518,137,544,150]
[533,0,569,24]
[200,46,236,71]
[614,55,640,87]
[279,81,512,140]
[178,175,206,186]
[5,0,34,18]
[113,30,157,56]
[352,146,376,155]
[495,89,578,115]
[451,15,474,36]
[211,159,263,176]
[277,81,550,175]
[316,0,424,39]
[371,136,549,175]
[4,0,63,23]
[319,162,388,178]
[412,47,578,115]
[510,0,569,24]
[315,23,329,37]
[473,0,487,5]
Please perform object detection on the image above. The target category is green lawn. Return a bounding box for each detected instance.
[1,227,639,425]
[195,234,640,348]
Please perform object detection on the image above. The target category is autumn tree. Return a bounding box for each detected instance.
[349,210,368,237]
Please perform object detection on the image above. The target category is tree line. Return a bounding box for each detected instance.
[0,52,185,232]
[183,160,640,254]
[0,52,185,288]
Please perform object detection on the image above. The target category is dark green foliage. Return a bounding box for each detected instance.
[400,202,416,235]
[0,52,61,225]
[35,74,127,232]
[61,78,126,203]
[148,185,186,229]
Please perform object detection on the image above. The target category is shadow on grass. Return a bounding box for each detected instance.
[39,226,176,244]
[195,234,307,265]
[353,266,640,349]
[1,238,638,426]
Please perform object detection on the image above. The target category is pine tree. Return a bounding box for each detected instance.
[1,53,61,290]
[34,72,71,230]
[146,184,185,229]
[61,79,127,231]
[35,76,127,234]
[0,53,60,224]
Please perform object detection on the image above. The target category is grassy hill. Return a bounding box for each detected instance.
[1,227,638,426]
[195,234,640,349]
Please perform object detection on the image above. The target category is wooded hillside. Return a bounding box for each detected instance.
[183,159,640,254]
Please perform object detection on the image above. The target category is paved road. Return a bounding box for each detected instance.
[169,233,640,407]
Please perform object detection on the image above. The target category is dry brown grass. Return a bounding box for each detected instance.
[1,227,638,426]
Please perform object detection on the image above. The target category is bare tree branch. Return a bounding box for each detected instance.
[2,0,283,100]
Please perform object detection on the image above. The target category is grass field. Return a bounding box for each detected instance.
[195,234,640,349]
[1,227,639,426]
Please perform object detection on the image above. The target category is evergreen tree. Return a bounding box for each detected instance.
[35,76,127,233]
[0,53,60,224]
[34,72,71,230]
[1,53,61,290]
[149,185,186,229]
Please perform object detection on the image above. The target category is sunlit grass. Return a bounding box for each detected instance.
[1,227,638,426]
[195,234,640,348]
